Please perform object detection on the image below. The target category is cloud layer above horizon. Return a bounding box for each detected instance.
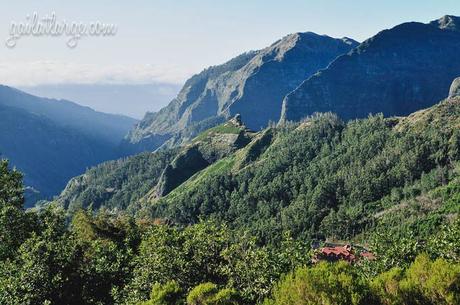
[0,60,190,86]
[1,1,459,88]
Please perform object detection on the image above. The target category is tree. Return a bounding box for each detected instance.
[401,254,460,305]
[370,267,406,305]
[370,254,460,305]
[0,159,34,260]
[139,281,183,305]
[122,222,231,303]
[0,206,83,305]
[265,261,373,305]
[186,283,239,305]
[427,216,460,261]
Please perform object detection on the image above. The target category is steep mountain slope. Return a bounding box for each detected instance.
[450,77,460,98]
[56,80,460,247]
[0,85,138,205]
[54,149,178,213]
[280,15,460,123]
[145,115,254,200]
[0,104,117,205]
[54,116,254,212]
[147,92,460,242]
[0,85,137,144]
[123,33,357,153]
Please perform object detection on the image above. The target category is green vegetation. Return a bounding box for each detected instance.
[264,261,372,305]
[54,119,252,212]
[264,254,460,305]
[193,122,244,143]
[1,153,460,305]
[0,155,459,304]
[138,281,183,305]
[148,99,460,246]
[186,283,239,305]
[2,99,460,304]
[54,149,179,213]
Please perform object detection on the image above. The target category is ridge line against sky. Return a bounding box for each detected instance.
[0,0,459,87]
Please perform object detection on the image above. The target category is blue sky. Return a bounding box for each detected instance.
[1,0,459,86]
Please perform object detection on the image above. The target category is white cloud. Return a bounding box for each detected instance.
[0,60,193,86]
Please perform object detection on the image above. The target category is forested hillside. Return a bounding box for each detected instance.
[54,117,254,214]
[2,8,460,305]
[54,149,179,213]
[144,95,460,245]
[3,86,460,304]
[58,90,460,245]
[8,83,459,305]
[1,150,459,305]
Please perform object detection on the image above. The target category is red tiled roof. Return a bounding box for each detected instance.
[316,245,357,262]
[314,244,375,264]
[321,245,352,257]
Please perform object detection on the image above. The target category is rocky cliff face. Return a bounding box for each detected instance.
[280,15,460,123]
[123,33,357,153]
[449,77,460,98]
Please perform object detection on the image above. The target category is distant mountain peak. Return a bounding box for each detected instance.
[263,32,346,62]
[280,16,460,124]
[279,32,358,47]
[431,15,460,31]
[124,32,357,153]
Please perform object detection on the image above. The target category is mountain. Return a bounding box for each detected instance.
[144,115,253,200]
[54,115,254,213]
[52,150,178,213]
[8,82,460,305]
[0,85,137,144]
[280,15,460,123]
[0,85,138,205]
[55,79,460,244]
[144,81,460,242]
[0,104,118,204]
[20,83,181,119]
[123,32,358,153]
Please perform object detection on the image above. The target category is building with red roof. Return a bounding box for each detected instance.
[313,244,375,263]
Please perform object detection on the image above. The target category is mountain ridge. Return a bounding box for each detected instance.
[123,32,358,153]
[0,85,137,144]
[0,85,138,204]
[280,15,460,123]
[51,79,460,246]
[0,103,118,204]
